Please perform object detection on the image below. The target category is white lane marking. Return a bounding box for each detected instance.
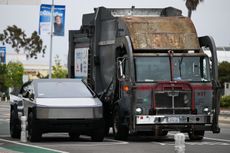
[157,142,230,146]
[186,142,229,146]
[204,137,230,143]
[0,138,68,153]
[0,119,10,121]
[159,133,230,146]
[41,137,128,147]
[169,132,230,143]
[0,135,9,138]
[156,142,166,145]
[104,137,129,144]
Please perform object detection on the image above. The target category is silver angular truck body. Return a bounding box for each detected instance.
[10,79,104,142]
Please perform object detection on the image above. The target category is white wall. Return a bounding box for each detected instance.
[224,82,230,96]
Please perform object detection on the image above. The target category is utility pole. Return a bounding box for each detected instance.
[48,0,54,79]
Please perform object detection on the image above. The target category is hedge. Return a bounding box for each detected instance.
[220,95,230,108]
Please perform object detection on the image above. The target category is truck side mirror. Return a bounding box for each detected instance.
[117,58,126,80]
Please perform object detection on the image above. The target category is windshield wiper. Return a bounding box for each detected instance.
[178,57,184,78]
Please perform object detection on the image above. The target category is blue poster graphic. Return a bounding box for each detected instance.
[0,47,6,64]
[39,4,65,36]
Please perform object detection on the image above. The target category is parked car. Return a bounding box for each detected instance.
[10,79,104,142]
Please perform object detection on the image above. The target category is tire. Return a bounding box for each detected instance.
[104,126,110,136]
[159,131,168,136]
[69,132,80,141]
[188,130,204,140]
[28,112,42,142]
[91,128,105,142]
[10,109,21,139]
[112,107,129,141]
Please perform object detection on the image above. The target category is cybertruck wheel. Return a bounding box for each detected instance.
[28,112,42,142]
[69,132,80,141]
[10,109,21,138]
[112,107,129,141]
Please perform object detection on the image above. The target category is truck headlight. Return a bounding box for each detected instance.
[203,107,210,115]
[136,107,143,115]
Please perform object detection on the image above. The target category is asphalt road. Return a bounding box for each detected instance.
[1,101,230,153]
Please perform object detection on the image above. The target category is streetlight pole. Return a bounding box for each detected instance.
[48,0,54,79]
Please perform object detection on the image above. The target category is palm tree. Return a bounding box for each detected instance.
[185,0,204,18]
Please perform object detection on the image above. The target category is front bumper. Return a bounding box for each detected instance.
[134,114,214,133]
[33,118,104,133]
[30,106,104,133]
[136,114,212,125]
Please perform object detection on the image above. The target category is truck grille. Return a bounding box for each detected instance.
[154,91,192,115]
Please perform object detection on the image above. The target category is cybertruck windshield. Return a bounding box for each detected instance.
[135,56,211,82]
[36,80,93,98]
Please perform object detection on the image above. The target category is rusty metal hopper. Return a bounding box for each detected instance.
[121,16,200,50]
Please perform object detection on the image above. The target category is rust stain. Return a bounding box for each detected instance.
[121,16,200,50]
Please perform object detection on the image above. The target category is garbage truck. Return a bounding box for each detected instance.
[68,6,221,140]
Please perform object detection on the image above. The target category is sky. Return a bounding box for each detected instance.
[0,0,230,65]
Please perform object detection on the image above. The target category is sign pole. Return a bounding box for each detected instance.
[48,0,54,79]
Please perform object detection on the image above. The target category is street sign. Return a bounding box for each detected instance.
[39,4,66,36]
[0,47,6,64]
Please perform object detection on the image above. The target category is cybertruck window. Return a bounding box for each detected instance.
[36,81,93,98]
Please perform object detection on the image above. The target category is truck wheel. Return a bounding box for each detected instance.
[69,132,80,141]
[10,109,21,138]
[188,130,204,140]
[104,126,110,136]
[112,108,129,141]
[91,128,104,142]
[159,131,168,136]
[28,112,41,142]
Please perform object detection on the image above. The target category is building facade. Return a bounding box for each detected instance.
[6,51,49,81]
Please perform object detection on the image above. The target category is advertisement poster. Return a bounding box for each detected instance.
[0,47,6,64]
[74,48,88,79]
[39,4,65,36]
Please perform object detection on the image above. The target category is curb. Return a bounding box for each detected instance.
[219,109,230,124]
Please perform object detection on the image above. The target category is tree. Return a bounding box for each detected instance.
[6,61,24,89]
[0,63,8,93]
[185,0,204,18]
[218,61,230,87]
[0,25,46,59]
[0,62,24,97]
[52,55,68,78]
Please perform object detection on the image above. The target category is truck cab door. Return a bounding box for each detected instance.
[117,57,130,95]
[117,57,132,125]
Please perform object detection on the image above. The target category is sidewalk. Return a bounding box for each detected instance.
[219,109,230,124]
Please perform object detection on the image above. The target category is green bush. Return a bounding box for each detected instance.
[220,95,230,108]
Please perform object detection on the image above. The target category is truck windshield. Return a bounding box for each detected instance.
[135,56,210,82]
